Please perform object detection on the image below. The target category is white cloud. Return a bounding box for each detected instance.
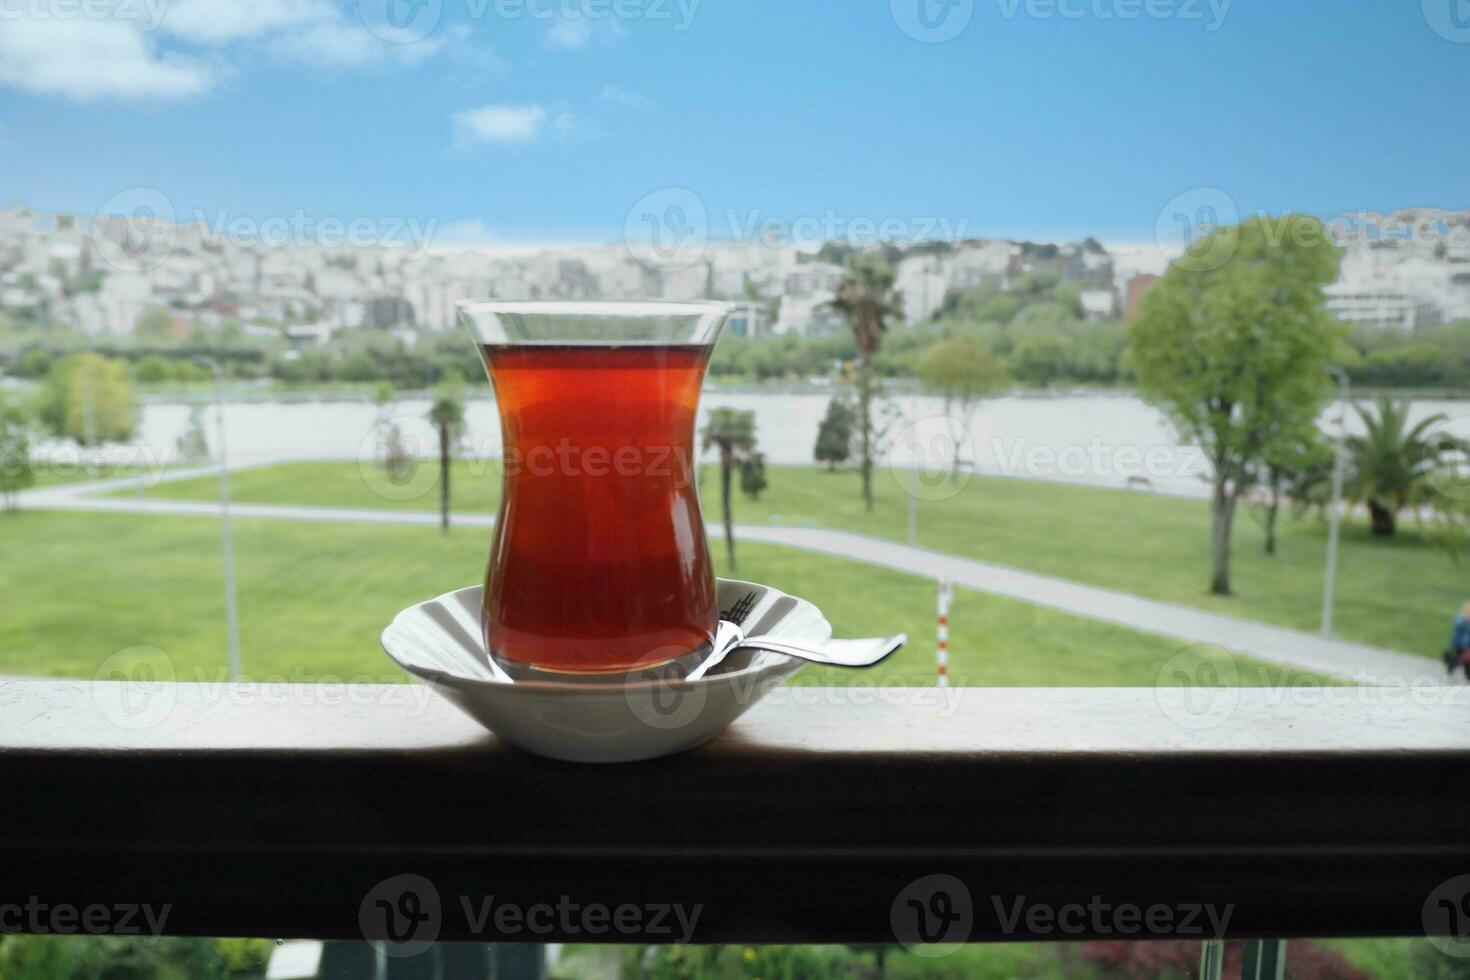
[0,0,442,104]
[545,15,626,50]
[596,84,649,108]
[444,25,508,73]
[431,219,499,245]
[0,17,214,102]
[453,104,548,144]
[268,18,442,67]
[157,0,329,44]
[546,17,592,49]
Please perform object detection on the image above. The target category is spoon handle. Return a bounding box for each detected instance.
[738,633,907,669]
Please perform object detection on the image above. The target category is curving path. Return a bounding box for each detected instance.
[18,461,1447,686]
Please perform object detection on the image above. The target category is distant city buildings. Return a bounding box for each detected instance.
[1,204,1467,343]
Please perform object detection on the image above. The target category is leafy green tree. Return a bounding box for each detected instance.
[1250,431,1333,555]
[428,380,466,534]
[37,353,137,446]
[915,335,1007,476]
[14,347,52,378]
[1346,397,1455,537]
[830,254,904,511]
[0,398,34,511]
[1128,215,1343,595]
[175,405,210,462]
[1009,333,1069,386]
[134,354,175,384]
[702,407,758,570]
[740,452,768,501]
[814,393,856,470]
[133,306,175,343]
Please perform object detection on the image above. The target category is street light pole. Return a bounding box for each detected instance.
[908,388,919,546]
[198,357,241,680]
[1321,368,1350,637]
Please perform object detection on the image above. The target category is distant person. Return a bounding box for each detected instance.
[1446,602,1470,679]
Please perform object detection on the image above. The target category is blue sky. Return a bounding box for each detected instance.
[0,0,1466,245]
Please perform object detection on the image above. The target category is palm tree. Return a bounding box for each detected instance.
[829,254,904,511]
[428,383,466,534]
[1346,397,1452,537]
[701,408,757,571]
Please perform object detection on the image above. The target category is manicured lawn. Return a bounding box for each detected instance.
[29,461,167,489]
[0,509,1314,688]
[128,459,1467,656]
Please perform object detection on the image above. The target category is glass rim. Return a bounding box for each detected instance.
[456,299,733,318]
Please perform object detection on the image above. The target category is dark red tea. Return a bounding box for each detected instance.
[480,343,718,672]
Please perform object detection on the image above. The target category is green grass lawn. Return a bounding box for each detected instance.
[0,509,1316,688]
[29,461,166,489]
[129,459,1466,657]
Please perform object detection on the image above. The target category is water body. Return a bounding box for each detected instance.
[45,391,1470,500]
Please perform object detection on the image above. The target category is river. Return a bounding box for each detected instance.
[41,390,1470,500]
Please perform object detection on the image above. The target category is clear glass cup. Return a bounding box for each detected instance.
[458,300,731,675]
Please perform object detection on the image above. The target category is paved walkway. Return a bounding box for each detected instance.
[19,462,1446,685]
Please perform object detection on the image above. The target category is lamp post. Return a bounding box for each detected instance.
[1321,367,1350,637]
[196,357,240,680]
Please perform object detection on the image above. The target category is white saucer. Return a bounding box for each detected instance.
[380,579,832,763]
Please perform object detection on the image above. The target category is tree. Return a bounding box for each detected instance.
[1346,397,1454,537]
[814,393,856,470]
[427,381,466,534]
[1009,333,1069,386]
[134,306,174,343]
[740,452,767,501]
[701,408,758,571]
[175,405,210,462]
[829,254,904,511]
[914,335,1008,477]
[36,353,137,446]
[1128,215,1343,595]
[0,399,34,512]
[1250,431,1333,555]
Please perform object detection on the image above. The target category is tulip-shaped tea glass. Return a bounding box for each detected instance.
[460,300,731,675]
